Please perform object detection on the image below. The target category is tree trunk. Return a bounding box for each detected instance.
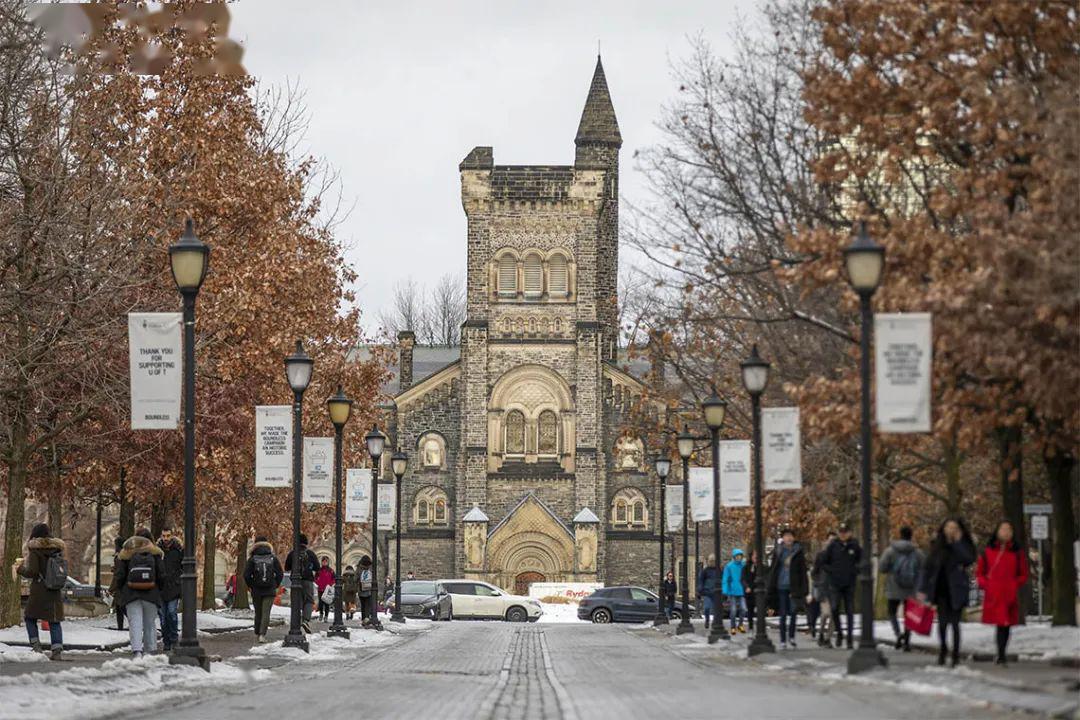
[47,442,62,533]
[201,519,217,610]
[233,535,250,611]
[1047,450,1077,626]
[998,425,1028,623]
[118,467,135,540]
[0,454,28,627]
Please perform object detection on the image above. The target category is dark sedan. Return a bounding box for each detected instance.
[578,586,697,624]
[385,580,454,621]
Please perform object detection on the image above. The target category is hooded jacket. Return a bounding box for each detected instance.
[721,552,746,597]
[115,535,167,607]
[243,541,284,598]
[17,537,66,622]
[158,537,184,603]
[879,539,925,600]
[821,536,861,590]
[341,569,359,601]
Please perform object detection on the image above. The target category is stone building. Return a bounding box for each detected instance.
[384,58,667,596]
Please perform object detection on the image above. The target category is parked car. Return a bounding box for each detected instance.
[384,580,454,620]
[578,586,696,623]
[437,579,542,622]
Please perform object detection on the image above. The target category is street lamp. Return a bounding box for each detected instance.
[327,385,353,638]
[652,452,672,627]
[843,221,887,674]
[283,339,313,652]
[390,448,409,623]
[742,344,775,657]
[676,427,695,635]
[702,392,729,643]
[365,425,386,630]
[168,219,209,670]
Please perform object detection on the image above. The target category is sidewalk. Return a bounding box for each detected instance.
[650,619,1080,718]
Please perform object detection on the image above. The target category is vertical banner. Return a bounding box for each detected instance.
[719,440,751,507]
[128,312,182,429]
[875,313,932,433]
[377,484,396,529]
[302,437,334,503]
[255,405,292,487]
[762,407,802,490]
[345,469,371,523]
[688,467,714,522]
[665,486,684,531]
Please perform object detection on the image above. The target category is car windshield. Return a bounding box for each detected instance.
[400,581,438,595]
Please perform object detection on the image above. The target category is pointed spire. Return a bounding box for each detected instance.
[575,55,621,148]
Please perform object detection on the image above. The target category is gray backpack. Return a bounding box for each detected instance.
[43,553,68,591]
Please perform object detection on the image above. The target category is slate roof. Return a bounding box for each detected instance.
[575,56,621,147]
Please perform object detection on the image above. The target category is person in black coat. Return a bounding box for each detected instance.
[662,571,677,618]
[157,526,184,652]
[767,529,808,648]
[742,550,759,631]
[114,528,166,657]
[821,523,861,649]
[244,536,284,642]
[917,517,976,667]
[283,532,319,632]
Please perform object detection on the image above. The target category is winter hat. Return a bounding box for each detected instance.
[359,555,372,567]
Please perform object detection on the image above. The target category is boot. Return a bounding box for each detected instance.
[49,645,62,661]
[903,632,912,652]
[30,639,42,653]
[950,651,960,668]
[937,648,947,666]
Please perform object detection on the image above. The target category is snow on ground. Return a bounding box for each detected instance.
[0,654,270,720]
[0,643,45,664]
[536,601,585,623]
[237,625,405,663]
[0,624,127,650]
[873,620,1080,661]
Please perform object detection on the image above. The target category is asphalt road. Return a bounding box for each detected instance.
[157,622,1026,720]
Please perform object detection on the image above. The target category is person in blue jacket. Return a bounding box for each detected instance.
[722,549,747,633]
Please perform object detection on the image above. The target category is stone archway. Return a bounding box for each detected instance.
[485,494,575,591]
[514,571,546,597]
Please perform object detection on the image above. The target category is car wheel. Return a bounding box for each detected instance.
[506,606,528,623]
[591,608,612,624]
[670,609,682,620]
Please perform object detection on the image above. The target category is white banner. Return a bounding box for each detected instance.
[875,312,932,433]
[377,483,396,529]
[128,313,182,429]
[688,467,714,522]
[345,469,371,523]
[302,437,334,503]
[665,486,684,531]
[762,407,802,490]
[720,440,751,507]
[255,405,292,487]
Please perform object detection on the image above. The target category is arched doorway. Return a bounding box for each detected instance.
[515,571,546,597]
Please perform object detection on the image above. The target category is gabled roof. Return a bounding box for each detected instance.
[572,507,600,524]
[463,506,489,523]
[488,492,574,540]
[575,56,621,147]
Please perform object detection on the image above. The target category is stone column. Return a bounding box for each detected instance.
[462,506,489,578]
[573,508,600,581]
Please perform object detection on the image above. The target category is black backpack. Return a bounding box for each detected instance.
[251,554,277,589]
[42,553,68,591]
[127,552,157,590]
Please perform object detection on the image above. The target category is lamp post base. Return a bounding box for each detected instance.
[327,625,351,639]
[707,625,730,644]
[283,631,310,652]
[169,644,209,671]
[390,611,406,624]
[675,617,694,635]
[847,645,887,674]
[747,634,776,657]
[652,611,669,627]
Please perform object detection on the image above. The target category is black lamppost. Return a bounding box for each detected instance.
[742,345,776,657]
[168,219,209,670]
[390,449,409,623]
[693,521,701,618]
[844,221,887,674]
[327,385,353,638]
[94,490,103,598]
[702,393,729,644]
[283,340,313,652]
[365,425,386,630]
[652,453,672,627]
[676,427,695,635]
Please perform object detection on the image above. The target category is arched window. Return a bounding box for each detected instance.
[418,432,446,469]
[610,488,649,529]
[548,253,569,297]
[523,253,543,298]
[417,499,429,522]
[506,410,526,455]
[614,499,628,524]
[537,410,558,455]
[632,501,645,524]
[434,499,447,523]
[498,254,517,297]
[414,486,449,526]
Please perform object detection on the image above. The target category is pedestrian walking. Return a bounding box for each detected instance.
[357,555,375,627]
[810,532,836,647]
[742,550,759,631]
[917,517,976,667]
[243,536,283,643]
[879,525,924,651]
[662,570,677,618]
[12,524,66,660]
[767,529,808,649]
[821,523,860,649]
[722,549,747,633]
[224,572,237,608]
[157,526,183,652]
[697,554,721,629]
[283,533,319,633]
[315,556,336,622]
[976,520,1028,666]
[341,565,359,620]
[109,536,126,631]
[115,528,166,658]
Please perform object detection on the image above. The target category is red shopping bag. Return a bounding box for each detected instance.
[904,598,935,636]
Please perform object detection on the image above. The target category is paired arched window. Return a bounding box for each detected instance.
[506,410,526,455]
[414,486,449,526]
[611,488,648,529]
[498,254,517,297]
[538,411,558,455]
[492,249,574,300]
[523,253,543,298]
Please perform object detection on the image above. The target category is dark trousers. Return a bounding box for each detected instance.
[832,585,855,644]
[158,598,179,649]
[887,598,911,645]
[995,625,1010,660]
[359,595,373,623]
[938,604,962,657]
[253,594,273,636]
[806,598,820,635]
[777,590,797,643]
[25,618,63,647]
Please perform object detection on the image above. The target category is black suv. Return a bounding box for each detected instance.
[578,586,696,623]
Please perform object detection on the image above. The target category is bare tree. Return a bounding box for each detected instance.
[377,278,424,340]
[422,273,465,346]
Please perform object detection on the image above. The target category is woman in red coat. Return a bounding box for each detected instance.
[976,521,1028,665]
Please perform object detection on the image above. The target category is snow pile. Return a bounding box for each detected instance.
[241,627,400,663]
[537,601,585,623]
[0,654,268,720]
[0,624,128,650]
[190,612,252,631]
[874,620,1080,661]
[0,643,45,664]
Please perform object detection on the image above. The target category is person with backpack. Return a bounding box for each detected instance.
[283,532,319,633]
[918,516,976,667]
[12,524,66,660]
[696,554,721,629]
[157,526,183,652]
[821,523,861,649]
[315,556,336,623]
[243,536,284,642]
[721,549,747,633]
[341,565,359,620]
[976,520,1029,665]
[879,525,924,651]
[742,550,759,632]
[357,555,375,628]
[114,528,166,658]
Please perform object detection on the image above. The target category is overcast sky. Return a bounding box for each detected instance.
[229,1,756,332]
